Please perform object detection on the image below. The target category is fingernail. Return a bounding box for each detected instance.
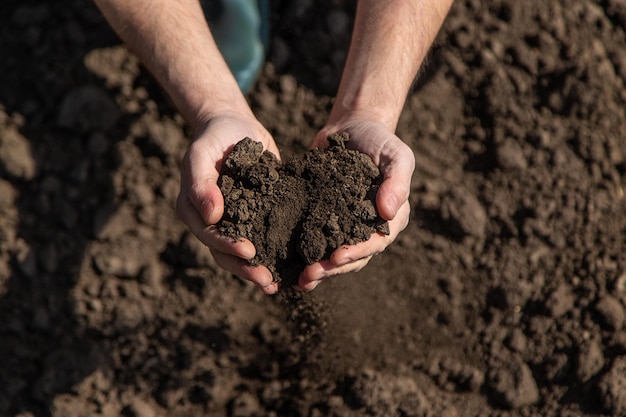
[386,195,398,219]
[262,282,278,295]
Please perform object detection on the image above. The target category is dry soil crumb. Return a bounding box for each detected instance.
[218,132,388,287]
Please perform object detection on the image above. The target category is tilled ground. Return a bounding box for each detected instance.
[0,0,625,416]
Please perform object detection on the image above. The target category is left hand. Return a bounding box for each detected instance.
[296,115,415,291]
[176,111,281,295]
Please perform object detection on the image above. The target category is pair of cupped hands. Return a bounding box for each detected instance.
[176,110,415,294]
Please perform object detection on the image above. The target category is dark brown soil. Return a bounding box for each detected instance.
[218,133,387,285]
[1,0,626,416]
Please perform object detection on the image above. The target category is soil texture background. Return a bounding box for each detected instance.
[1,0,626,416]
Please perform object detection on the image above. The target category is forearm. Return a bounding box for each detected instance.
[93,0,252,130]
[331,0,453,130]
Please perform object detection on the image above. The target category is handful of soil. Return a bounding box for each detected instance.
[217,132,389,287]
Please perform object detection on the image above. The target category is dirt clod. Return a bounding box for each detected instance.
[218,133,387,286]
[487,360,539,409]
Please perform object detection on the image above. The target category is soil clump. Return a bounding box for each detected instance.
[218,132,388,286]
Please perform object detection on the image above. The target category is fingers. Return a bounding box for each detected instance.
[177,183,255,259]
[211,251,278,295]
[376,142,415,221]
[178,168,280,295]
[296,201,410,291]
[178,190,278,294]
[297,256,372,291]
[330,235,386,267]
[334,200,410,264]
[178,166,276,294]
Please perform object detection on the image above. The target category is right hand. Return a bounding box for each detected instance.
[176,111,280,294]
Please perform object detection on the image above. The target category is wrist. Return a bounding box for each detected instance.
[189,93,255,133]
[326,106,399,133]
[164,56,254,133]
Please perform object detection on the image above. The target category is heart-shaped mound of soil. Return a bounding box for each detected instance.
[217,132,389,287]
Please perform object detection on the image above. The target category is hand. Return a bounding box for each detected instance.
[176,111,281,294]
[297,116,415,291]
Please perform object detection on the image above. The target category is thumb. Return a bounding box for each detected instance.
[190,179,224,225]
[376,151,414,221]
[377,179,403,220]
[180,148,225,226]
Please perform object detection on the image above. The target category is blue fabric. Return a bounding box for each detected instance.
[203,0,269,94]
